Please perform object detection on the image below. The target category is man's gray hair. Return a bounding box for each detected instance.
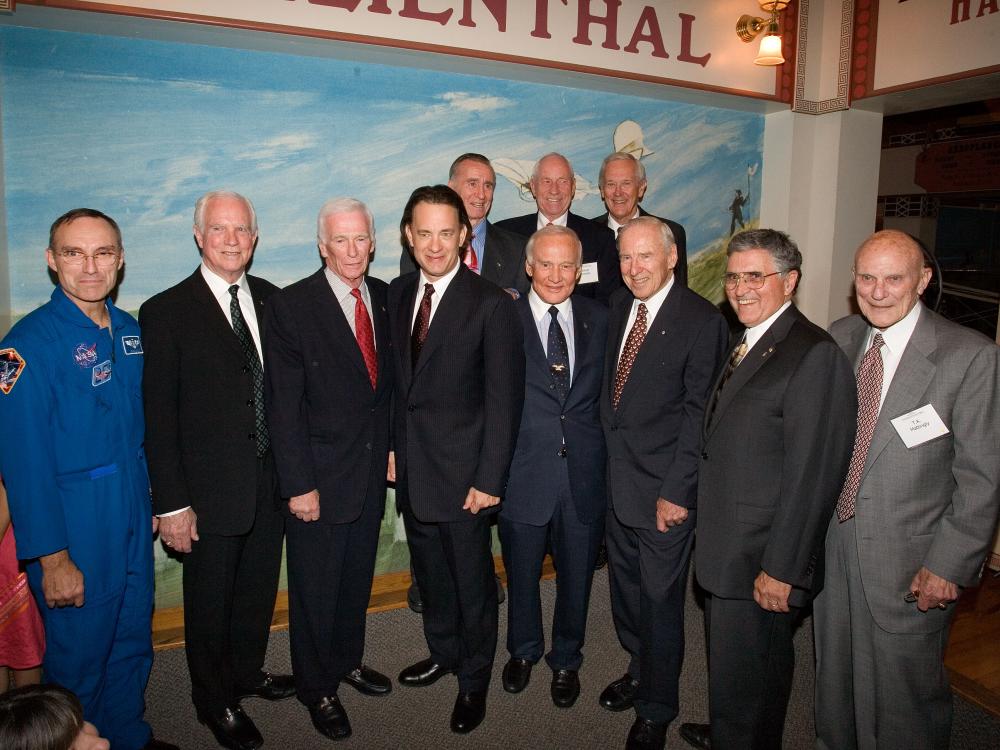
[726,229,802,276]
[531,152,573,182]
[193,190,258,234]
[526,224,583,265]
[598,152,646,186]
[618,215,675,251]
[316,197,375,242]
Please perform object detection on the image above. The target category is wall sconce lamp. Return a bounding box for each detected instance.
[737,1,789,66]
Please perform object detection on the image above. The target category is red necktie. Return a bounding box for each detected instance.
[836,333,885,522]
[463,246,479,272]
[411,283,434,367]
[351,287,377,389]
[613,302,647,410]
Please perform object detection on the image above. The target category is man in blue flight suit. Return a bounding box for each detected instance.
[0,209,175,750]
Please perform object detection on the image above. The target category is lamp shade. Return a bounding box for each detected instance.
[755,33,784,65]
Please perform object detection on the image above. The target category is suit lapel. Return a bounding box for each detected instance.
[395,275,419,385]
[606,293,632,405]
[863,310,937,475]
[518,298,549,380]
[614,288,682,413]
[188,270,244,359]
[370,283,392,396]
[412,265,471,380]
[307,271,370,384]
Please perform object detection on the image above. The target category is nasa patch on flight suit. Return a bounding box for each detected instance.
[74,342,99,368]
[92,359,113,387]
[0,348,26,395]
[121,335,143,355]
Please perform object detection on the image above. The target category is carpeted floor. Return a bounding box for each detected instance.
[145,569,1000,749]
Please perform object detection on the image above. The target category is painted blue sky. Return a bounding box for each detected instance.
[1,25,762,315]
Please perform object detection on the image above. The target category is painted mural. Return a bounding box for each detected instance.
[1,25,762,609]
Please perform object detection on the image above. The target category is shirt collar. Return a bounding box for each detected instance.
[867,301,922,355]
[419,257,462,294]
[537,212,569,230]
[200,262,249,302]
[324,266,366,302]
[608,209,640,234]
[744,301,792,351]
[528,288,572,325]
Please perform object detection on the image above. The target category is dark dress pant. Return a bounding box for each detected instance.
[402,507,497,693]
[285,492,382,705]
[606,506,695,724]
[499,482,604,671]
[183,454,285,716]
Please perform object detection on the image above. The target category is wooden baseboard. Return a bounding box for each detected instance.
[153,554,556,652]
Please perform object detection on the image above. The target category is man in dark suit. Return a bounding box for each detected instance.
[389,185,524,735]
[263,198,393,742]
[400,153,529,296]
[592,152,688,287]
[601,217,728,750]
[679,229,857,750]
[141,191,293,750]
[498,225,608,708]
[496,152,621,304]
[815,230,1000,750]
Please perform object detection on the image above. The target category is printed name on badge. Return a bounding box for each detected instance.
[121,335,143,355]
[0,348,26,395]
[92,360,113,387]
[890,404,949,449]
[580,262,599,285]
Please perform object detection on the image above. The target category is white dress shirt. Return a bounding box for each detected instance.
[528,289,576,383]
[864,302,922,411]
[200,263,262,360]
[410,259,461,331]
[325,267,375,347]
[617,276,675,365]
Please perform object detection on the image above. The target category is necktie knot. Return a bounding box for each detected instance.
[549,305,559,321]
[229,284,240,299]
[350,287,362,301]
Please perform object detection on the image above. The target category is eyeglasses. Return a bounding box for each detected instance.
[722,271,782,290]
[55,249,121,268]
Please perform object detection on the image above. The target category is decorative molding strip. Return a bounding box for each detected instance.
[877,194,939,219]
[793,0,853,114]
[885,127,960,148]
[850,0,877,102]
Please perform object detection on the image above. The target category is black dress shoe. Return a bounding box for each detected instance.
[407,580,424,613]
[235,671,296,701]
[501,657,533,693]
[198,705,263,750]
[398,657,454,687]
[599,673,639,712]
[342,664,392,696]
[679,722,712,749]
[310,695,351,741]
[550,669,580,708]
[143,739,180,750]
[450,690,487,734]
[626,717,668,750]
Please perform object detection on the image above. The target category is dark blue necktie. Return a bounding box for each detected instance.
[547,305,570,401]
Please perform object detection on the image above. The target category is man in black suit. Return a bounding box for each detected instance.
[499,225,608,708]
[600,217,728,750]
[400,153,529,296]
[592,152,688,287]
[389,185,524,735]
[141,191,293,750]
[496,152,621,304]
[679,230,856,750]
[263,198,393,742]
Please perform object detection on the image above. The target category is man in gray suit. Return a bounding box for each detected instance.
[815,229,1000,750]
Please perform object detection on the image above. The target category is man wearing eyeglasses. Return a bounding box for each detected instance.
[0,209,176,749]
[680,229,856,750]
[814,230,1000,750]
[142,191,292,750]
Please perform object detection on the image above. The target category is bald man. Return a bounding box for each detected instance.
[815,230,1000,750]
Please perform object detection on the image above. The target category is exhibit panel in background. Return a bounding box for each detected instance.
[0,25,763,609]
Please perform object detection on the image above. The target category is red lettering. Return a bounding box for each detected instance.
[367,0,391,14]
[573,0,622,50]
[623,6,667,58]
[677,13,710,67]
[952,0,971,23]
[308,0,363,9]
[978,0,998,17]
[458,0,508,30]
[532,0,564,40]
[398,0,453,24]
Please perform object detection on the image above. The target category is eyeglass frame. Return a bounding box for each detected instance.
[722,270,784,290]
[52,248,122,268]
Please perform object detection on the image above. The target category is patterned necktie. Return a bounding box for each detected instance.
[351,287,377,390]
[411,283,435,367]
[707,338,749,423]
[229,285,269,458]
[836,332,886,522]
[612,302,647,410]
[463,246,479,273]
[547,306,570,401]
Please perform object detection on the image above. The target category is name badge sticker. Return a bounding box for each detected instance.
[121,335,143,355]
[92,360,113,387]
[580,262,599,285]
[890,404,949,448]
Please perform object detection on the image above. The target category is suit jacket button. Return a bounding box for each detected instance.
[701,451,708,460]
[558,447,567,458]
[242,365,250,373]
[365,443,372,450]
[246,400,253,407]
[249,433,256,440]
[560,414,566,421]
[407,405,415,412]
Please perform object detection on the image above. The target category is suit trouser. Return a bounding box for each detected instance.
[183,454,286,716]
[498,483,604,671]
[402,507,497,693]
[605,506,694,724]
[814,517,953,750]
[285,492,383,706]
[704,594,798,750]
[28,483,154,750]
